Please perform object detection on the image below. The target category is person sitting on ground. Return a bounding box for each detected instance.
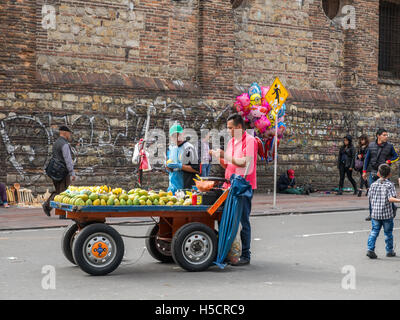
[0,183,10,208]
[277,169,309,195]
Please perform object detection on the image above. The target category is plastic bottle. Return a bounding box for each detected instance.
[191,189,197,206]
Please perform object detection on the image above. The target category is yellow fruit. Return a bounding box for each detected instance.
[160,197,169,203]
[159,200,165,206]
[159,191,168,197]
[146,199,152,206]
[93,199,101,206]
[167,201,174,206]
[114,199,120,206]
[100,199,107,206]
[139,200,146,205]
[78,194,89,202]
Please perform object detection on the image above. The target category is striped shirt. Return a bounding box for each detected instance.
[368,178,397,220]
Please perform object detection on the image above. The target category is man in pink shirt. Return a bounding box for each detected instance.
[210,114,258,266]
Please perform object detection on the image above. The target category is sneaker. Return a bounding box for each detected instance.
[358,190,362,197]
[366,250,377,259]
[365,216,371,221]
[42,203,51,217]
[386,251,396,257]
[230,258,250,266]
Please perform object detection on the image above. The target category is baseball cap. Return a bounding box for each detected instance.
[287,169,295,179]
[59,125,72,133]
[169,124,183,136]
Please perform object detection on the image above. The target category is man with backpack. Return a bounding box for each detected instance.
[362,128,399,221]
[43,126,76,217]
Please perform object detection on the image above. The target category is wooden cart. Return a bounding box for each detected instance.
[51,197,227,276]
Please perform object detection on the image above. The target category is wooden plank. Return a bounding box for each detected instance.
[207,189,229,215]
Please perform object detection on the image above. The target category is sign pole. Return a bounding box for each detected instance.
[273,103,278,209]
[265,77,288,210]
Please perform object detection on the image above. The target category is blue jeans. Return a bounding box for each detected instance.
[201,163,212,177]
[240,189,254,261]
[367,218,394,253]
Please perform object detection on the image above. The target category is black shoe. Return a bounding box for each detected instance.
[42,203,51,217]
[365,189,369,197]
[358,190,362,197]
[337,191,343,195]
[386,251,396,257]
[366,250,377,259]
[365,216,371,221]
[230,258,250,266]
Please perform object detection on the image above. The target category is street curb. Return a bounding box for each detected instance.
[251,207,369,217]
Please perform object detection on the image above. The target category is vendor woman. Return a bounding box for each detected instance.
[166,124,199,194]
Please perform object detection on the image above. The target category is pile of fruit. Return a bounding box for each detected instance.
[53,186,193,206]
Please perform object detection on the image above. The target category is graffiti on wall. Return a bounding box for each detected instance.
[0,101,231,185]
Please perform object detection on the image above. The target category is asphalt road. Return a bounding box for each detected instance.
[1,210,400,300]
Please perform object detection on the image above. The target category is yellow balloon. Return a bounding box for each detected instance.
[250,94,261,106]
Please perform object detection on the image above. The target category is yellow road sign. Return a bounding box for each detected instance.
[265,77,288,111]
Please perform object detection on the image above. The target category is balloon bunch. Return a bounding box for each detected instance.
[234,82,287,162]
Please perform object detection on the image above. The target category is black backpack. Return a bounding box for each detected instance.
[45,158,69,182]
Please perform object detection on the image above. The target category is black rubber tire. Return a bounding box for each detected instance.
[171,222,217,272]
[61,223,79,265]
[72,223,124,276]
[145,224,174,263]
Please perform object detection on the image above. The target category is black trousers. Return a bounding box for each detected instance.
[359,171,369,190]
[339,165,358,191]
[43,175,70,211]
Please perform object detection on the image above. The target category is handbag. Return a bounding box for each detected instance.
[45,157,69,182]
[355,159,363,171]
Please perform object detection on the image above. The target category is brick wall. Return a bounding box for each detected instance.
[1,0,400,194]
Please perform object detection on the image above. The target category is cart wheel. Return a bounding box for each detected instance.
[145,224,174,263]
[61,223,79,265]
[72,223,124,276]
[171,222,217,272]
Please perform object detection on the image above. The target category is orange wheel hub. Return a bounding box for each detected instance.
[91,241,108,258]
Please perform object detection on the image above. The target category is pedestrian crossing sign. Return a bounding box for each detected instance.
[265,77,288,111]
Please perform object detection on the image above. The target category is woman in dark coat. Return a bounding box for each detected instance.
[337,135,358,195]
[355,134,369,197]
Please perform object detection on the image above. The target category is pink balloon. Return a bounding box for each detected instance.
[250,105,265,118]
[261,86,270,99]
[236,93,250,108]
[234,101,243,113]
[254,116,271,134]
[262,100,271,113]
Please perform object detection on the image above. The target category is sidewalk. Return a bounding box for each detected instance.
[0,192,369,231]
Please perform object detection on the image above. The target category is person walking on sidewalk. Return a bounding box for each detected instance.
[210,113,258,266]
[355,134,370,197]
[362,128,399,221]
[42,126,76,217]
[366,164,399,259]
[0,183,10,208]
[337,135,358,195]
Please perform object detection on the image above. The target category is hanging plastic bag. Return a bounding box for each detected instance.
[226,223,242,264]
[132,140,143,165]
